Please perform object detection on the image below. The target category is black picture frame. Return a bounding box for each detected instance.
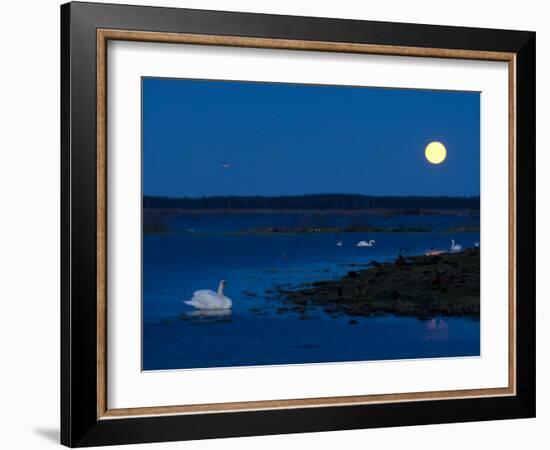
[61,1,535,447]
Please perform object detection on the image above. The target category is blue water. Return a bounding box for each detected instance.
[143,213,480,370]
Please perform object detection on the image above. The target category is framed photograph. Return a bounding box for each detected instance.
[61,2,536,447]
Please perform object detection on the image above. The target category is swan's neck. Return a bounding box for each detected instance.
[217,282,224,298]
[451,240,455,246]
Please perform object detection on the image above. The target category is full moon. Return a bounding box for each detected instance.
[425,141,447,164]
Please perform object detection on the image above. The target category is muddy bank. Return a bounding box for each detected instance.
[275,249,480,319]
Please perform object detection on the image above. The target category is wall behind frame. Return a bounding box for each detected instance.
[0,1,545,450]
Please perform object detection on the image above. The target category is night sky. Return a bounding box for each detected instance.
[142,78,480,198]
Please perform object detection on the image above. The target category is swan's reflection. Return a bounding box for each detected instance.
[422,317,449,341]
[185,309,233,319]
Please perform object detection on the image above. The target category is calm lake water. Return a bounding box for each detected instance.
[143,213,480,370]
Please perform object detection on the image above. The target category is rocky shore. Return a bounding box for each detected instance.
[275,248,480,319]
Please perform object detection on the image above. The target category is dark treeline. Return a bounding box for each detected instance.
[143,194,480,210]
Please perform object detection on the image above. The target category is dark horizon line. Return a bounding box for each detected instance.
[143,193,480,211]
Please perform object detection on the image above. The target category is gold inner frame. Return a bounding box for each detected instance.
[96,29,517,420]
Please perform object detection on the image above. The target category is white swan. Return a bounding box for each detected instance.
[336,240,343,247]
[184,280,232,310]
[474,242,480,248]
[357,239,375,247]
[450,239,462,253]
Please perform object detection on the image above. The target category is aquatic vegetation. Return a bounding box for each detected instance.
[241,225,432,235]
[242,290,260,298]
[143,212,170,234]
[445,226,481,233]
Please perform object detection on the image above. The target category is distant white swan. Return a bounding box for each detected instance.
[336,240,343,247]
[450,239,462,253]
[357,239,375,247]
[184,280,232,310]
[474,242,480,248]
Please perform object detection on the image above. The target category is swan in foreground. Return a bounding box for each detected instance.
[450,239,462,253]
[184,280,232,310]
[357,240,375,247]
